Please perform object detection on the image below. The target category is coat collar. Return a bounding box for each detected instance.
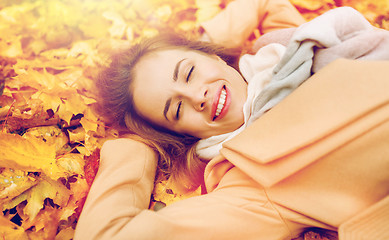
[219,59,389,187]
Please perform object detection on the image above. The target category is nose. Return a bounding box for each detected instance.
[180,87,208,111]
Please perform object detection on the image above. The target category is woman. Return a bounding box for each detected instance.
[75,6,389,240]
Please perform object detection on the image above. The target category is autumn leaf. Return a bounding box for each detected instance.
[0,169,38,203]
[23,205,62,240]
[84,150,100,186]
[80,107,100,134]
[1,0,387,239]
[55,227,74,240]
[195,0,222,23]
[23,126,69,152]
[0,133,64,180]
[16,177,70,221]
[0,215,29,240]
[56,153,85,176]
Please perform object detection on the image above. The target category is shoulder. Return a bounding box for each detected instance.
[100,137,158,172]
[102,137,153,153]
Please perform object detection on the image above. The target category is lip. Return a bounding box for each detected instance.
[211,85,230,121]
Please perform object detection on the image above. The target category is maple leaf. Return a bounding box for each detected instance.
[0,215,29,240]
[0,169,38,204]
[56,153,85,176]
[0,133,64,180]
[68,127,85,144]
[84,150,100,187]
[20,176,70,221]
[80,107,100,134]
[55,227,75,240]
[1,1,386,240]
[64,176,89,219]
[23,126,69,152]
[152,179,201,207]
[23,205,61,240]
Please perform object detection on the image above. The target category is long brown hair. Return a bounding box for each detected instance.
[96,33,241,191]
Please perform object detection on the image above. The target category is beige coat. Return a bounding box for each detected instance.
[75,59,389,240]
[200,0,305,48]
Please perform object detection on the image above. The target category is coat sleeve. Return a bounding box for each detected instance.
[200,0,305,48]
[73,138,158,240]
[74,139,296,240]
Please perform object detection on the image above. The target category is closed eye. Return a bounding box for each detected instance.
[186,66,194,82]
[176,101,182,120]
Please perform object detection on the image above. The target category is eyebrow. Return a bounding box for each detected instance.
[173,58,186,81]
[163,98,171,120]
[164,58,186,120]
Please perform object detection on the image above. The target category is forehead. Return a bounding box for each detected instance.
[132,49,185,91]
[130,49,185,123]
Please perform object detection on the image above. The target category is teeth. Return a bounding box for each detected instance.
[215,89,226,117]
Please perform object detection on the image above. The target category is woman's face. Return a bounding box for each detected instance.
[131,48,247,139]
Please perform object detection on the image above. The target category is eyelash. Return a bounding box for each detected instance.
[176,65,195,120]
[176,101,182,120]
[186,66,194,82]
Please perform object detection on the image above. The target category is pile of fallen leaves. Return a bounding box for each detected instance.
[0,0,388,239]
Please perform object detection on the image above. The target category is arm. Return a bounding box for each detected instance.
[200,0,305,48]
[74,138,293,240]
[74,138,157,240]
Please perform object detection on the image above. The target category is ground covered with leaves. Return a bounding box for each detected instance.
[0,0,388,239]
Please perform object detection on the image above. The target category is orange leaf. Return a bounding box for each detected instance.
[0,133,64,180]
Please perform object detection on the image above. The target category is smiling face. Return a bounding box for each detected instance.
[131,48,247,139]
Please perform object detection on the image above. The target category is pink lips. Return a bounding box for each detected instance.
[212,85,231,121]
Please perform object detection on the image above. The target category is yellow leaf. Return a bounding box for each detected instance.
[23,126,69,152]
[153,180,200,206]
[102,11,127,38]
[31,89,62,113]
[195,0,221,23]
[0,38,23,58]
[0,133,64,180]
[56,153,85,176]
[155,5,172,22]
[55,227,74,240]
[60,176,89,221]
[23,177,70,220]
[80,108,99,133]
[80,95,97,105]
[0,169,37,204]
[79,13,110,39]
[11,68,63,91]
[23,205,60,240]
[0,215,29,240]
[1,187,28,211]
[68,127,85,143]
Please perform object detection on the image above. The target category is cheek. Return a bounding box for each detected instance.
[176,112,208,136]
[198,63,225,80]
